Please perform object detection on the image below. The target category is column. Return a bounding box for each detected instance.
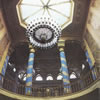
[0,43,10,85]
[25,45,35,95]
[0,56,9,84]
[85,51,96,80]
[1,56,9,76]
[58,41,71,93]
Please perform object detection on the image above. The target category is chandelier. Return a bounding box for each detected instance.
[26,17,61,49]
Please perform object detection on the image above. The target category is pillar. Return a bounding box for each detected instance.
[0,43,10,85]
[85,51,96,80]
[84,39,97,80]
[58,40,71,93]
[25,45,35,95]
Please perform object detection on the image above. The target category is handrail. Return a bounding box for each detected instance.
[0,66,100,97]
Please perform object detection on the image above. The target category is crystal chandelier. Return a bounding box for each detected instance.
[26,17,61,49]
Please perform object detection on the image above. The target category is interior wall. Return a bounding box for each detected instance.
[0,8,11,73]
[83,0,100,68]
[70,88,100,100]
[0,94,18,100]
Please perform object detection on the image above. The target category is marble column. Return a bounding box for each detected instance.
[85,51,96,80]
[25,45,35,95]
[58,41,71,93]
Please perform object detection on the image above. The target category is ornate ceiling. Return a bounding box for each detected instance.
[0,0,91,85]
[16,0,74,29]
[0,0,91,45]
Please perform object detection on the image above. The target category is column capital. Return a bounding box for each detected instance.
[59,48,64,52]
[58,39,65,50]
[29,44,35,53]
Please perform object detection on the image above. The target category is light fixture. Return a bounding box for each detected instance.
[26,16,61,49]
[13,68,16,72]
[82,64,85,70]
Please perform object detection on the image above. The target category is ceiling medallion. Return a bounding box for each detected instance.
[26,17,61,49]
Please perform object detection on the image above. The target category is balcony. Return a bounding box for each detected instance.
[0,66,100,99]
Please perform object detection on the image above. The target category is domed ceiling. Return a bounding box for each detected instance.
[0,0,91,85]
[0,0,90,45]
[16,0,74,29]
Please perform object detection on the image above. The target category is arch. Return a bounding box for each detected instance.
[46,74,53,81]
[57,73,63,80]
[70,72,77,79]
[35,74,43,81]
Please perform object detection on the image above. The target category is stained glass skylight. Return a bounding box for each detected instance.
[16,0,74,29]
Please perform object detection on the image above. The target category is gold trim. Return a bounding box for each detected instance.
[49,1,71,6]
[62,64,67,68]
[30,49,35,53]
[58,39,65,47]
[26,82,32,86]
[16,0,26,28]
[61,58,66,62]
[48,7,69,18]
[28,65,33,69]
[27,74,32,78]
[59,48,64,51]
[58,43,65,47]
[29,44,32,48]
[47,0,50,5]
[61,0,74,29]
[47,9,51,17]
[23,8,43,21]
[62,71,69,76]
[40,0,45,6]
[21,3,42,7]
[29,58,33,62]
[63,79,70,83]
[0,42,10,73]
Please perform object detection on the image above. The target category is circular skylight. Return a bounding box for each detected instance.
[16,0,74,29]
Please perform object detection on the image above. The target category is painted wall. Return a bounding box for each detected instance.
[83,0,100,68]
[0,9,10,73]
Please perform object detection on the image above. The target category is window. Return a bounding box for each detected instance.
[13,68,16,72]
[82,64,85,70]
[16,0,74,29]
[70,72,77,79]
[18,71,26,81]
[35,74,43,81]
[46,75,53,80]
[57,73,63,80]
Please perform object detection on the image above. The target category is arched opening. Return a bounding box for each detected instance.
[46,74,53,81]
[70,72,77,79]
[35,74,43,81]
[57,73,63,80]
